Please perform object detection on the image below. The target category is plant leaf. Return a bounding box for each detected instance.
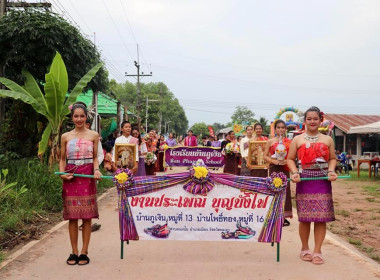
[38,124,52,156]
[49,52,68,106]
[21,69,49,117]
[61,62,103,117]
[44,73,61,127]
[0,89,44,114]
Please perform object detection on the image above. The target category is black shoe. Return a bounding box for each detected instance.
[91,223,101,232]
[66,254,78,265]
[78,254,90,265]
[283,219,290,227]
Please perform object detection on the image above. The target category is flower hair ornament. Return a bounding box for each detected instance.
[320,111,324,122]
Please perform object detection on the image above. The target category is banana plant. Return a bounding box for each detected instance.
[0,52,102,165]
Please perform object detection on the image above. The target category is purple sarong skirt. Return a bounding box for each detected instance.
[62,163,99,220]
[296,169,335,222]
[137,157,146,176]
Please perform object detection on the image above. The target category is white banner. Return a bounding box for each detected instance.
[128,184,273,242]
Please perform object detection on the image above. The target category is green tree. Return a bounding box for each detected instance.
[255,116,270,134]
[190,122,208,138]
[0,52,102,165]
[109,80,188,135]
[0,10,108,157]
[231,106,255,124]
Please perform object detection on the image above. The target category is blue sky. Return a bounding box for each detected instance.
[54,0,380,126]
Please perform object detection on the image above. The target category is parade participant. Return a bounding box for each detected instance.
[202,135,212,146]
[59,102,101,265]
[85,118,104,167]
[287,106,337,265]
[132,128,147,176]
[235,136,242,175]
[264,119,293,225]
[166,133,177,147]
[220,132,231,151]
[111,121,139,174]
[156,134,166,172]
[222,131,237,174]
[184,130,198,146]
[177,135,184,146]
[211,135,221,148]
[250,123,269,178]
[144,136,157,175]
[240,125,254,176]
[253,123,268,141]
[102,143,113,173]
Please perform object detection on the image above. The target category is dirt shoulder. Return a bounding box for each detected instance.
[291,177,380,263]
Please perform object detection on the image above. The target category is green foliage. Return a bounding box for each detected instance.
[109,80,188,135]
[0,10,108,91]
[190,122,209,137]
[231,106,255,124]
[0,52,102,162]
[0,9,108,159]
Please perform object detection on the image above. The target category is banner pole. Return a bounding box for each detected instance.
[121,241,124,259]
[277,243,280,262]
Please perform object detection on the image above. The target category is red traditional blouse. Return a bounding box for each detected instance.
[297,143,330,165]
[269,137,291,157]
[255,136,268,141]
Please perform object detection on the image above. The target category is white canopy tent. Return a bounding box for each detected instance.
[349,121,380,134]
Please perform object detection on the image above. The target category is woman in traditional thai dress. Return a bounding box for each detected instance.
[287,106,337,265]
[264,119,293,226]
[144,136,157,175]
[59,102,102,265]
[156,134,166,172]
[222,131,236,174]
[132,128,147,176]
[250,123,269,178]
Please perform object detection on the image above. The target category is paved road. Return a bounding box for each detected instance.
[1,169,380,280]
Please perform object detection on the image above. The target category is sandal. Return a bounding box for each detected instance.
[312,253,324,265]
[283,219,290,227]
[300,250,313,262]
[78,254,90,265]
[91,223,101,232]
[66,254,79,265]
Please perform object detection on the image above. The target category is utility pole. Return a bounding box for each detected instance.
[0,0,51,124]
[125,45,152,131]
[145,97,159,132]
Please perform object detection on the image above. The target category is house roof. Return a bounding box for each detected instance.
[349,121,380,134]
[324,114,380,134]
[76,90,133,117]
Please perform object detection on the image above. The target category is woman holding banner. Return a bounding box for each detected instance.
[59,102,101,265]
[287,106,337,265]
[264,119,293,225]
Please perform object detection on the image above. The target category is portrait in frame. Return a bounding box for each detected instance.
[248,141,269,169]
[114,143,137,169]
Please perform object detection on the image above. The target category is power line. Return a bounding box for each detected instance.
[101,0,135,61]
[118,0,151,72]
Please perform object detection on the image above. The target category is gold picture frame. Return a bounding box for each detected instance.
[114,143,137,169]
[248,140,269,169]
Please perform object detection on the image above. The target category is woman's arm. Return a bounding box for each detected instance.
[92,132,102,180]
[59,134,73,181]
[287,137,300,182]
[327,136,337,181]
[264,139,274,165]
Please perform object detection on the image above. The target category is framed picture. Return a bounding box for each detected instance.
[248,141,269,169]
[114,143,137,169]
